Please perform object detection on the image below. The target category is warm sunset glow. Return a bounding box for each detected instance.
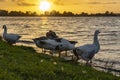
[0,0,120,14]
[39,1,51,11]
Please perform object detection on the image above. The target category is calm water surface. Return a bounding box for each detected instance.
[0,17,120,69]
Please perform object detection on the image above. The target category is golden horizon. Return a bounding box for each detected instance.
[0,0,120,14]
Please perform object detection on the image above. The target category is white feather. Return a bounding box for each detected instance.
[58,38,76,51]
[33,38,61,51]
[73,30,100,63]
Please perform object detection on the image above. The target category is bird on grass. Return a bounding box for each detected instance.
[32,37,61,55]
[2,25,21,45]
[73,30,101,65]
[55,38,77,56]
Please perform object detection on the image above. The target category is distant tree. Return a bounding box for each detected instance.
[0,9,8,16]
[109,12,117,16]
[0,9,120,17]
[80,12,88,16]
[31,12,37,16]
[50,10,61,16]
[25,11,31,16]
[105,11,110,15]
[9,11,25,16]
[44,11,50,16]
[63,11,74,16]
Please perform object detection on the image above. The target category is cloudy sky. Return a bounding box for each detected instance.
[0,0,120,13]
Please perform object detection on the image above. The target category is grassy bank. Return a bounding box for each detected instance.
[0,40,119,80]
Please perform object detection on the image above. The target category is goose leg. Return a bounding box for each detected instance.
[42,48,44,53]
[74,54,79,61]
[43,49,47,54]
[90,59,92,64]
[86,60,92,66]
[65,51,67,56]
[58,52,61,58]
[73,48,79,61]
[51,51,53,56]
[49,50,54,56]
[75,54,79,61]
[86,61,89,65]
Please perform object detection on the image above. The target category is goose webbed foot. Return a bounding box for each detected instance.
[86,61,92,66]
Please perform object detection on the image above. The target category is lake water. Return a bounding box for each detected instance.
[0,17,120,71]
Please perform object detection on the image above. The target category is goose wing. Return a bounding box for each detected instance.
[4,33,21,41]
[78,44,95,53]
[40,39,61,46]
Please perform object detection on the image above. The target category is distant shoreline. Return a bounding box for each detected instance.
[0,15,120,17]
[1,9,120,17]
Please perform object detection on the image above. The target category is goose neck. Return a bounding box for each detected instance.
[93,33,99,45]
[3,27,7,34]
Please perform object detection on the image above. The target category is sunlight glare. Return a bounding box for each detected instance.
[39,1,51,11]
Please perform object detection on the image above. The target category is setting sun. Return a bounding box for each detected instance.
[39,1,51,11]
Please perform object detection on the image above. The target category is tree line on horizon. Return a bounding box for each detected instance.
[0,9,120,17]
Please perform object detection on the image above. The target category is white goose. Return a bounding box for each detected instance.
[33,36,77,57]
[33,37,62,56]
[2,25,21,45]
[73,30,100,64]
[55,38,77,56]
[32,36,48,52]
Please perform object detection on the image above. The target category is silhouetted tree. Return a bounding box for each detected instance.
[105,11,109,15]
[44,11,50,16]
[25,11,31,16]
[49,10,61,16]
[9,11,25,16]
[63,11,74,16]
[0,10,8,16]
[0,9,120,17]
[79,12,88,16]
[31,12,37,16]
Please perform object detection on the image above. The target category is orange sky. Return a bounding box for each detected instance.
[0,0,120,13]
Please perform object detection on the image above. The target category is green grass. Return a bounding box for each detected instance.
[0,40,119,80]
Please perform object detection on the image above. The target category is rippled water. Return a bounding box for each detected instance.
[0,17,120,70]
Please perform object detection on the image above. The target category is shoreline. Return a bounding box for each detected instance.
[0,40,119,79]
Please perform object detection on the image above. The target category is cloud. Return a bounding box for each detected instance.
[87,1,119,4]
[10,0,37,6]
[104,2,118,4]
[52,0,64,5]
[52,0,78,6]
[11,0,25,2]
[17,2,37,6]
[2,0,119,6]
[87,2,102,4]
[51,0,120,6]
[0,0,6,2]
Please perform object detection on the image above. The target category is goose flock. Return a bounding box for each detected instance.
[2,25,101,65]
